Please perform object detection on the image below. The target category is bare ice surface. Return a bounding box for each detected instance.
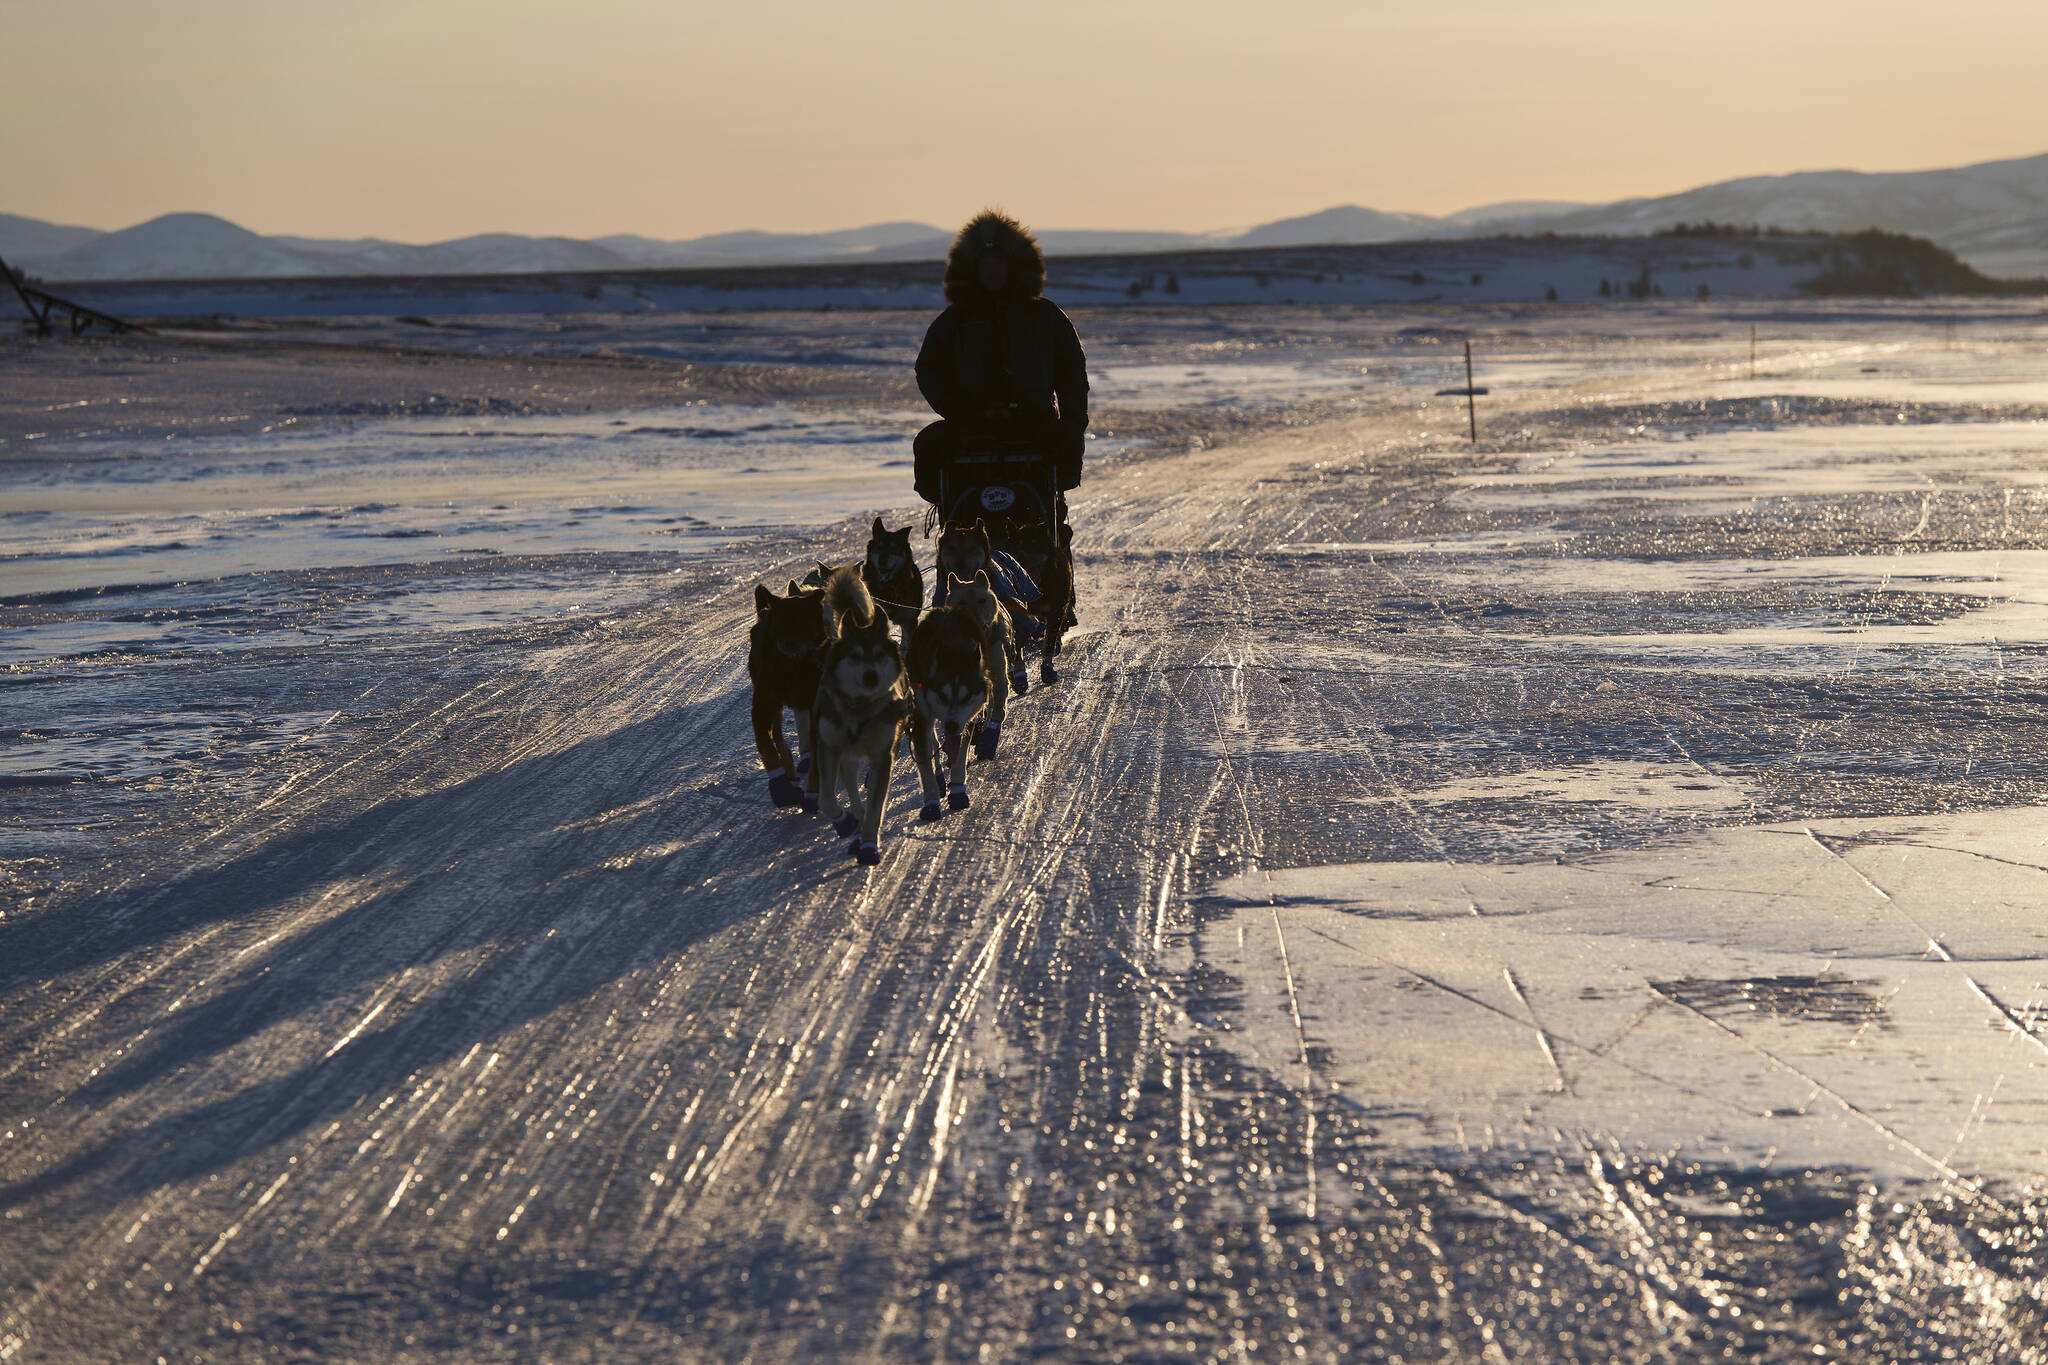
[1207,805,2048,1182]
[1,403,933,597]
[5,302,2048,1362]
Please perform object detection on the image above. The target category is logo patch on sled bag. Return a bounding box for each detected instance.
[979,485,1017,512]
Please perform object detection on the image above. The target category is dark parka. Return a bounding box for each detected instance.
[914,212,1088,482]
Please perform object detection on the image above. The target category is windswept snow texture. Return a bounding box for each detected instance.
[6,301,2048,1363]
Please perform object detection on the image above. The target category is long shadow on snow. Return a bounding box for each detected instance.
[0,694,897,1211]
[0,689,827,998]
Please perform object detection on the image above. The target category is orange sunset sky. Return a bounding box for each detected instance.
[9,0,2046,240]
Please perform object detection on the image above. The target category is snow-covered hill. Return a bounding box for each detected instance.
[0,211,103,264]
[1436,199,1590,228]
[1238,205,1439,247]
[1493,152,2048,276]
[597,222,954,268]
[26,214,330,281]
[275,233,634,275]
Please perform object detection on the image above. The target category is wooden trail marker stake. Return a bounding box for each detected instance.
[1465,340,1477,443]
[1432,339,1487,444]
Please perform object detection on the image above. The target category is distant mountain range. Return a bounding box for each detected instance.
[6,150,2045,283]
[0,209,1466,282]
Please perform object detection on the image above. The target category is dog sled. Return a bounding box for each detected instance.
[929,436,1064,575]
[927,433,1076,684]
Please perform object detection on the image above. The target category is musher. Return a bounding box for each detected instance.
[914,210,1087,619]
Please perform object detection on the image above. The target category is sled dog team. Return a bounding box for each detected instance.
[748,517,1073,866]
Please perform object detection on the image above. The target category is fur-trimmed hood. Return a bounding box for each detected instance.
[942,210,1045,307]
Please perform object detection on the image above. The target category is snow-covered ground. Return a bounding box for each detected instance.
[5,301,2048,1362]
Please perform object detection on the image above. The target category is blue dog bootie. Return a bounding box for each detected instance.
[920,798,944,822]
[973,720,1001,760]
[1010,667,1029,695]
[1039,660,1059,685]
[832,813,858,838]
[796,753,812,775]
[855,841,881,866]
[768,772,803,808]
[948,783,970,810]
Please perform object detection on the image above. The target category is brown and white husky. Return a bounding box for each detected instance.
[811,566,911,864]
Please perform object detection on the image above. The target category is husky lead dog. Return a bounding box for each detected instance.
[749,579,829,809]
[812,566,911,864]
[906,598,998,819]
[944,572,1015,760]
[862,518,924,637]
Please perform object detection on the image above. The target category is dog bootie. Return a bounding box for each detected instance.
[973,722,1001,760]
[801,793,819,815]
[832,813,858,838]
[920,798,944,823]
[795,753,812,776]
[768,772,803,807]
[1039,660,1059,685]
[948,783,970,810]
[1010,667,1029,695]
[855,840,881,866]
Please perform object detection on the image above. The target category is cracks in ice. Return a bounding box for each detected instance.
[1293,922,1754,1120]
[1639,978,2007,1213]
[1502,967,1574,1096]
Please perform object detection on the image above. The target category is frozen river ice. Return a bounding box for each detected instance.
[4,299,2048,1362]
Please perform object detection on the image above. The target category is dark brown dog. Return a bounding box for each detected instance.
[748,579,828,810]
[906,597,998,819]
[862,517,924,637]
